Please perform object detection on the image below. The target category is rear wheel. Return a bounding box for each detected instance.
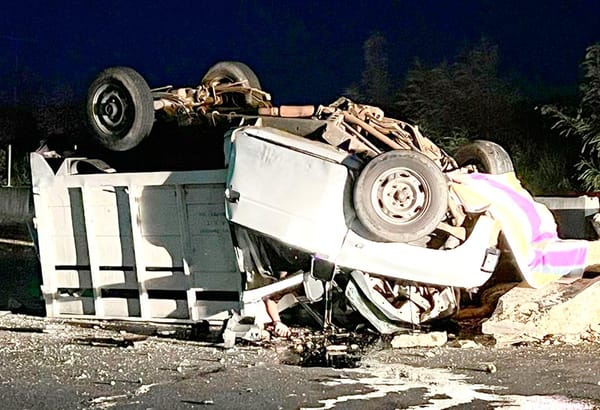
[201,61,262,108]
[453,140,513,174]
[354,150,449,242]
[86,67,154,151]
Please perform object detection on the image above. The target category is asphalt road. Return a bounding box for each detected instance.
[0,243,598,408]
[0,313,598,410]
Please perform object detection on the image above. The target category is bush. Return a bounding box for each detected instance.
[396,39,522,149]
[541,44,600,191]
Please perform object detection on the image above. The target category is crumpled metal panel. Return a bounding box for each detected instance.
[348,270,421,324]
[226,126,500,289]
[226,127,352,260]
[347,270,458,325]
[336,216,500,288]
[344,280,408,334]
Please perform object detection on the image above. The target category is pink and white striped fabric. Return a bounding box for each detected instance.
[450,172,588,288]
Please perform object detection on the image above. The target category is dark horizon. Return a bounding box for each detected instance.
[1,1,599,106]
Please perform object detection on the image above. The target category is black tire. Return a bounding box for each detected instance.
[453,140,514,174]
[86,67,154,151]
[354,150,449,243]
[201,61,262,108]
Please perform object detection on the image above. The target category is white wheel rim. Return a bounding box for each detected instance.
[370,167,430,225]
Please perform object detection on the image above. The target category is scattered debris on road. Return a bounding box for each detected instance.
[73,334,148,348]
[390,331,448,348]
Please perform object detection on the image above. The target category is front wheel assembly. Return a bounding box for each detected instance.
[353,150,449,243]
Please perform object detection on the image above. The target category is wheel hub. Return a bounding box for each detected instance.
[103,94,124,120]
[92,82,132,136]
[372,168,428,225]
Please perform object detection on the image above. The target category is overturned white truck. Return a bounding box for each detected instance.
[31,62,591,336]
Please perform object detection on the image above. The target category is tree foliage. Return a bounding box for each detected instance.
[541,44,600,190]
[396,39,522,152]
[344,32,394,106]
[346,34,578,194]
[0,64,86,186]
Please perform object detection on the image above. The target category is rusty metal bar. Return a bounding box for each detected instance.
[340,123,383,155]
[343,113,404,150]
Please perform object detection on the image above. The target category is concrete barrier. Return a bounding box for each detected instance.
[535,195,599,239]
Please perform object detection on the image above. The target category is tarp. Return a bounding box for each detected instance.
[451,172,588,288]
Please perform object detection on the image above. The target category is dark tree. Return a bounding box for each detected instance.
[396,39,521,152]
[344,32,394,106]
[541,44,600,190]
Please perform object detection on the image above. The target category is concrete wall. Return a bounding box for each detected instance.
[535,195,599,240]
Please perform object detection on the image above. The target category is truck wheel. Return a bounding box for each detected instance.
[453,140,513,174]
[354,150,449,243]
[201,61,262,108]
[86,67,154,151]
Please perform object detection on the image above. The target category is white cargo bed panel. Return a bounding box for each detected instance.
[31,153,240,322]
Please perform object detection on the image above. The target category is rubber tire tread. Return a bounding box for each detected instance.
[201,61,262,107]
[453,140,514,174]
[86,66,154,151]
[354,150,449,243]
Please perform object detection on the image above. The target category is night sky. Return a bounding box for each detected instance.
[1,1,599,106]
